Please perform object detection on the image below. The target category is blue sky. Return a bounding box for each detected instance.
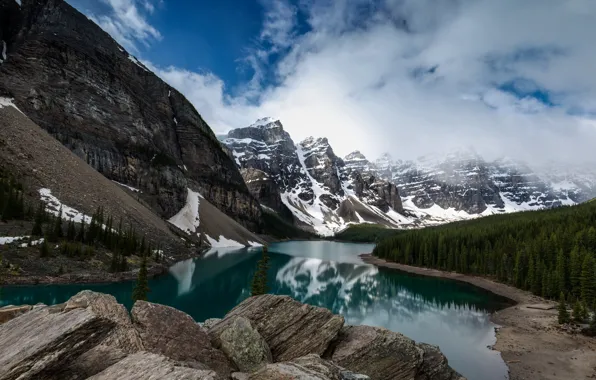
[67,0,596,165]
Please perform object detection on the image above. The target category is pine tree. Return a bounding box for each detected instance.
[139,235,146,255]
[31,203,44,236]
[76,219,86,243]
[558,292,570,324]
[581,254,595,306]
[251,246,270,296]
[66,219,76,241]
[39,239,50,258]
[132,255,150,302]
[573,300,583,323]
[54,207,64,239]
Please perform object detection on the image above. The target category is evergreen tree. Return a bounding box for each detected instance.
[573,300,583,323]
[66,219,76,241]
[558,292,570,324]
[132,255,150,302]
[251,246,270,296]
[76,219,86,243]
[53,207,64,239]
[39,239,50,258]
[581,254,595,306]
[31,203,44,236]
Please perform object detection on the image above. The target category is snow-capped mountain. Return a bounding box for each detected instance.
[222,119,408,235]
[224,119,596,234]
[363,149,596,224]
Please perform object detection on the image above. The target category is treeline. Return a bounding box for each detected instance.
[0,176,27,221]
[35,206,160,272]
[373,202,596,309]
[0,171,158,273]
[333,224,401,243]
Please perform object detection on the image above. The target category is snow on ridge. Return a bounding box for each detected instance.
[15,0,21,6]
[247,117,278,129]
[168,188,201,235]
[128,55,149,72]
[112,180,141,193]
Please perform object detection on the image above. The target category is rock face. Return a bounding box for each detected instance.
[131,301,235,377]
[0,302,114,380]
[328,326,464,380]
[222,119,406,235]
[217,316,272,373]
[88,352,217,380]
[0,0,261,231]
[209,294,345,362]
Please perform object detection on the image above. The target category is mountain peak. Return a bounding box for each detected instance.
[345,150,367,161]
[247,117,281,129]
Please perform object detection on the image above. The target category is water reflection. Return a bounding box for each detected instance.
[0,241,509,380]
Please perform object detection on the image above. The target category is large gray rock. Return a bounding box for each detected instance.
[132,301,235,377]
[248,354,369,380]
[55,291,144,380]
[329,326,464,380]
[209,294,344,362]
[88,352,216,380]
[0,304,114,380]
[216,316,272,372]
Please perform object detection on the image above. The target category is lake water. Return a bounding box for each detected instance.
[0,240,510,380]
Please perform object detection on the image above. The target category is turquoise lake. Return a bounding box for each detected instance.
[0,240,510,380]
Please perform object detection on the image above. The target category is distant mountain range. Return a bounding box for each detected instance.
[222,119,596,235]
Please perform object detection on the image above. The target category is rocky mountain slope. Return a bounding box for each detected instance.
[222,118,407,235]
[361,149,596,225]
[0,0,261,233]
[0,291,464,380]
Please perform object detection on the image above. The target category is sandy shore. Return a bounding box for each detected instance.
[361,254,596,380]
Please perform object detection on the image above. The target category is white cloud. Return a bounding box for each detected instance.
[90,0,161,52]
[124,0,596,166]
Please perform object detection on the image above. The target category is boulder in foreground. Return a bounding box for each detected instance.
[209,294,345,362]
[0,303,114,380]
[132,300,235,377]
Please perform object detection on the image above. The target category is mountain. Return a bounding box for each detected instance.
[222,118,407,235]
[364,149,596,225]
[0,0,261,233]
[0,0,270,251]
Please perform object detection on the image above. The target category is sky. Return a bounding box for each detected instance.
[68,0,596,166]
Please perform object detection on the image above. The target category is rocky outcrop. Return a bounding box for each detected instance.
[209,294,345,362]
[248,354,369,380]
[217,316,272,373]
[131,301,235,377]
[328,326,464,380]
[1,292,463,380]
[88,352,217,380]
[0,302,114,380]
[56,291,144,380]
[0,0,261,231]
[222,119,406,235]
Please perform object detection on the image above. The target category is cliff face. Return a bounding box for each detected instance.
[0,0,261,230]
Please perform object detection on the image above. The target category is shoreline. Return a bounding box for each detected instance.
[360,254,596,380]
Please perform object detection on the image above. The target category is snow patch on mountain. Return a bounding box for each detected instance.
[39,188,94,224]
[205,234,245,248]
[168,188,201,235]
